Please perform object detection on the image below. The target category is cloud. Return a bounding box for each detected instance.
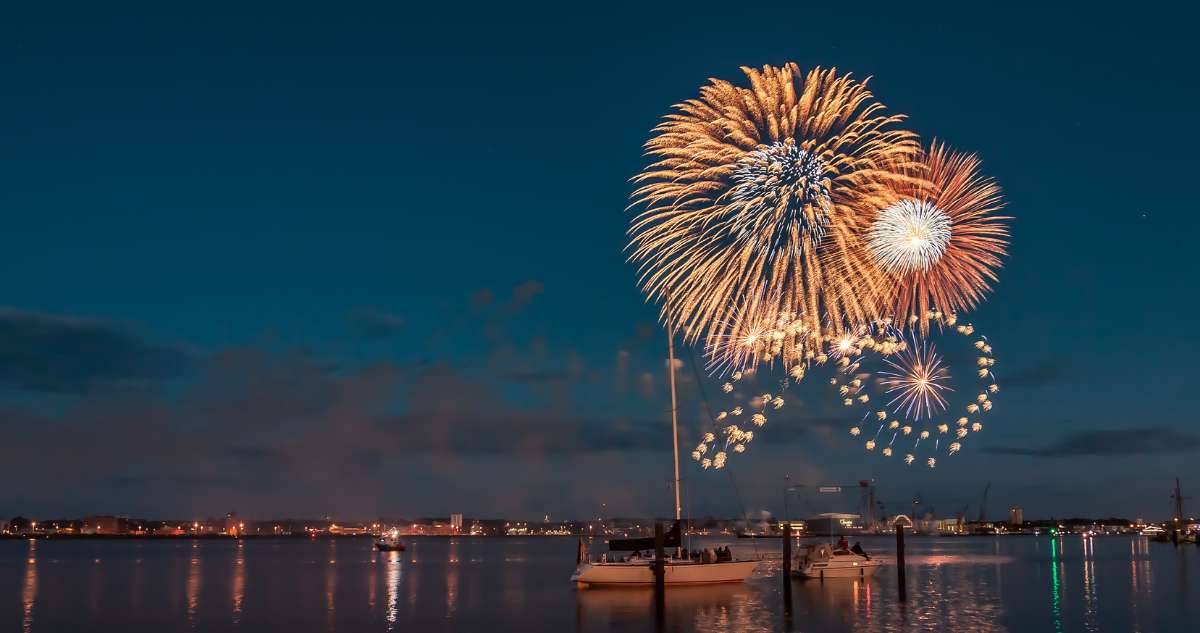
[0,308,193,393]
[388,363,662,455]
[984,428,1200,457]
[346,308,405,338]
[470,289,494,310]
[0,347,676,517]
[497,369,573,384]
[503,280,544,314]
[1002,360,1072,388]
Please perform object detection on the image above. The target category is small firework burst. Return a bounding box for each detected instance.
[879,336,953,420]
[828,311,999,467]
[829,332,859,359]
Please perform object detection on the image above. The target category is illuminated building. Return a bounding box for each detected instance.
[82,516,126,535]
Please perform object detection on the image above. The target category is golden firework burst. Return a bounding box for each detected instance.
[628,64,922,372]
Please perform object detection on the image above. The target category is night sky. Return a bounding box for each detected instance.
[2,3,1197,523]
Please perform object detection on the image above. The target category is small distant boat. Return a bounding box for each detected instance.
[1142,525,1171,542]
[793,543,884,579]
[375,530,406,552]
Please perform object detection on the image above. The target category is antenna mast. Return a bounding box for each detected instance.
[667,320,682,524]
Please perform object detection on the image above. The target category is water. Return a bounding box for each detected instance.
[1,534,1195,632]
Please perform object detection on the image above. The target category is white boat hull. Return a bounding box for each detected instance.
[796,559,883,579]
[793,543,884,579]
[571,560,759,586]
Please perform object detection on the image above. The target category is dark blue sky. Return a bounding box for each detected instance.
[2,2,1197,522]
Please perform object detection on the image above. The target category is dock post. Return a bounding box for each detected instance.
[896,521,907,601]
[782,522,793,617]
[654,521,665,627]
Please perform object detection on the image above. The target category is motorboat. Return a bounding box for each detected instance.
[375,529,406,552]
[793,542,883,579]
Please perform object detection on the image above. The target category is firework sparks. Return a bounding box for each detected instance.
[640,71,1014,474]
[728,140,833,252]
[628,64,921,372]
[879,336,953,420]
[881,143,1010,330]
[826,311,1000,466]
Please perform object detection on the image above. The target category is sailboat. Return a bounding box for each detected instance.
[570,324,760,587]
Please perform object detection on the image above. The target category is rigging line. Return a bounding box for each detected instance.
[683,344,758,558]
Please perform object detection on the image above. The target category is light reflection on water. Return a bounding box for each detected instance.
[231,541,245,624]
[446,539,459,617]
[21,541,35,633]
[185,541,201,629]
[1081,537,1097,633]
[384,551,401,630]
[1,534,1197,632]
[324,539,337,631]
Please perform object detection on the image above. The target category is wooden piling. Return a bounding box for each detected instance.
[654,521,665,626]
[782,522,793,616]
[896,522,907,601]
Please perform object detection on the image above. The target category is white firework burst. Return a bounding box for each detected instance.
[867,199,952,274]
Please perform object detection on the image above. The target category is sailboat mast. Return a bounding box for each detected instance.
[667,321,682,524]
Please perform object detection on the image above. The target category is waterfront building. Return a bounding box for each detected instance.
[450,513,463,533]
[1009,506,1023,529]
[82,516,127,535]
[7,517,33,534]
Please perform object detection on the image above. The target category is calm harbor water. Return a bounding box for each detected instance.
[1,534,1196,632]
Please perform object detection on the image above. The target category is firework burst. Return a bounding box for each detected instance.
[822,310,999,467]
[879,335,952,420]
[628,64,922,372]
[867,199,952,274]
[871,142,1010,330]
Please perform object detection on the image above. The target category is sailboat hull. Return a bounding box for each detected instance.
[571,560,759,586]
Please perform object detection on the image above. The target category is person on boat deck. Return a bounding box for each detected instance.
[851,541,868,559]
[836,536,849,552]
